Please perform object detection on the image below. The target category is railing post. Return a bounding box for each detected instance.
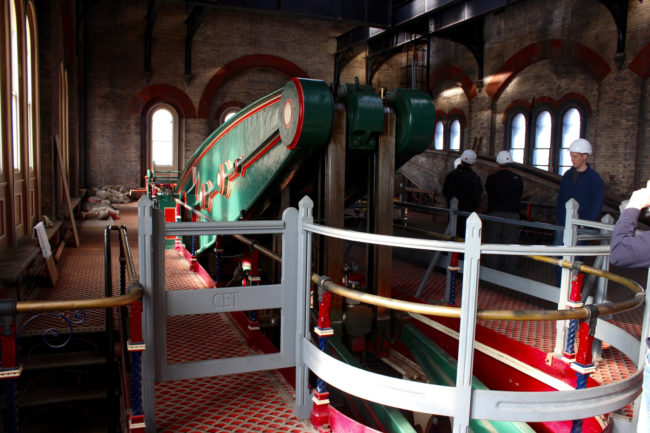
[563,272,584,362]
[138,196,160,433]
[570,309,597,433]
[295,196,314,420]
[634,271,650,432]
[189,206,199,272]
[445,198,459,303]
[214,235,222,287]
[588,213,614,362]
[310,280,333,429]
[174,202,183,252]
[554,198,579,356]
[0,300,19,433]
[453,212,482,433]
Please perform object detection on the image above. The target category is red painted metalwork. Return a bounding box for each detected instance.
[317,292,332,330]
[328,405,382,433]
[310,390,330,430]
[128,414,145,432]
[285,77,305,149]
[130,301,143,344]
[0,326,16,369]
[576,321,594,367]
[569,273,584,304]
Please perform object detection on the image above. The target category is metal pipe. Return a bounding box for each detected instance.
[16,287,143,313]
[310,266,644,322]
[118,226,138,284]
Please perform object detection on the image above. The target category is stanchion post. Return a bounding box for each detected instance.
[554,199,579,356]
[0,300,19,433]
[452,213,482,433]
[445,198,459,302]
[295,196,313,420]
[310,277,333,430]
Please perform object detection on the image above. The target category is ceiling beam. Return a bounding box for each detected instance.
[597,0,629,69]
[336,0,521,87]
[144,0,164,73]
[165,0,392,27]
[185,5,209,79]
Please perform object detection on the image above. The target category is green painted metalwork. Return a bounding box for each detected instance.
[337,79,384,150]
[158,78,435,254]
[402,324,535,433]
[174,78,334,253]
[328,337,418,433]
[386,88,437,167]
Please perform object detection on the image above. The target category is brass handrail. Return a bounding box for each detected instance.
[15,225,143,314]
[311,256,645,322]
[16,288,143,313]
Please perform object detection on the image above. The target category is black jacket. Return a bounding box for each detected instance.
[486,168,523,213]
[443,165,483,212]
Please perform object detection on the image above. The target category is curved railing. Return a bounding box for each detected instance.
[310,260,644,322]
[296,196,647,431]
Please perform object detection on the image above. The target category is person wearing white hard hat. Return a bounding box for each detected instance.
[484,150,523,272]
[443,149,483,237]
[554,138,603,283]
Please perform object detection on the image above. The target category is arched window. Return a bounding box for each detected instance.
[25,3,39,226]
[532,111,551,171]
[504,98,589,173]
[449,119,461,151]
[558,108,581,175]
[433,121,444,150]
[0,0,40,251]
[26,15,34,171]
[509,112,526,164]
[149,104,179,171]
[9,0,20,172]
[221,107,240,124]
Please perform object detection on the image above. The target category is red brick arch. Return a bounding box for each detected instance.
[485,39,611,100]
[500,93,593,124]
[429,66,477,101]
[130,84,196,118]
[629,43,650,78]
[198,54,308,119]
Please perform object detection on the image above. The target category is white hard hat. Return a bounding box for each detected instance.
[569,138,592,155]
[453,158,461,169]
[496,150,513,165]
[460,149,477,165]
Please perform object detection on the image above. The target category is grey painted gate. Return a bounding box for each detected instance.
[137,197,301,432]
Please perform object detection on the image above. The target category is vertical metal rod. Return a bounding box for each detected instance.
[452,213,482,433]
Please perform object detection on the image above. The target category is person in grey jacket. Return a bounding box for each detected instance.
[610,180,650,268]
[609,180,650,433]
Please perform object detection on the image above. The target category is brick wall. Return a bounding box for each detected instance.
[84,2,356,188]
[80,0,650,207]
[412,0,650,210]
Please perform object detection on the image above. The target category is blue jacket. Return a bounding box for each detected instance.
[556,164,603,226]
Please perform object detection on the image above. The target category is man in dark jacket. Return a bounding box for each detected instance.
[556,139,603,228]
[484,150,523,272]
[554,138,603,284]
[443,149,483,238]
